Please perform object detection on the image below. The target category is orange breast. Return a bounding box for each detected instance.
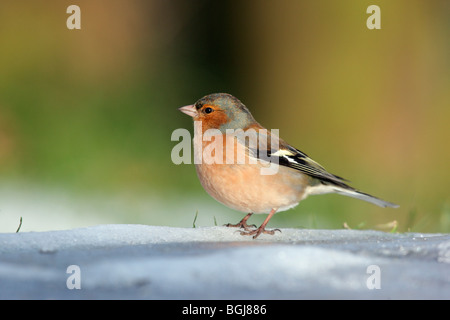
[194,136,309,213]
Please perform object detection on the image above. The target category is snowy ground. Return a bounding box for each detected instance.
[0,225,449,299]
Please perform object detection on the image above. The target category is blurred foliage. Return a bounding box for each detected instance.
[0,0,448,232]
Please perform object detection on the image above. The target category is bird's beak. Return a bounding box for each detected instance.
[178,104,198,118]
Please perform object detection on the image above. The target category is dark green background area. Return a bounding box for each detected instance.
[0,1,449,232]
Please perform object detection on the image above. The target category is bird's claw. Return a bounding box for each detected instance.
[240,227,281,239]
[224,222,257,231]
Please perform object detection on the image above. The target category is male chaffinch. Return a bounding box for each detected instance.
[179,93,398,239]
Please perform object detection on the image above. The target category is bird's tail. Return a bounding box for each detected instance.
[333,187,399,208]
[308,183,399,208]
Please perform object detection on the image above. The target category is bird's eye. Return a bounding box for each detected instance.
[204,107,213,114]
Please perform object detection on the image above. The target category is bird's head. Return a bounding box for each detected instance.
[179,93,257,133]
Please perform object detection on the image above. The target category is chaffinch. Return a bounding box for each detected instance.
[179,93,398,239]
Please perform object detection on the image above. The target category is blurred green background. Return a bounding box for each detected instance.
[0,0,449,233]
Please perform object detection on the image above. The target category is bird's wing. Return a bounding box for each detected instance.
[269,143,351,188]
[270,143,400,207]
[233,128,399,208]
[235,128,350,188]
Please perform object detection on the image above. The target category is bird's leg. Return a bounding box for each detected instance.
[224,213,256,230]
[240,208,281,239]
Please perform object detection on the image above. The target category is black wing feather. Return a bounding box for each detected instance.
[268,147,351,189]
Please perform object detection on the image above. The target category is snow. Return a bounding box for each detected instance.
[0,185,233,233]
[0,225,449,299]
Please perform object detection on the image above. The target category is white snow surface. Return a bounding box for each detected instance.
[0,225,449,299]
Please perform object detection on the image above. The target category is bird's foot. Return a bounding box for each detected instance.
[224,213,256,231]
[224,221,257,231]
[240,227,281,239]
